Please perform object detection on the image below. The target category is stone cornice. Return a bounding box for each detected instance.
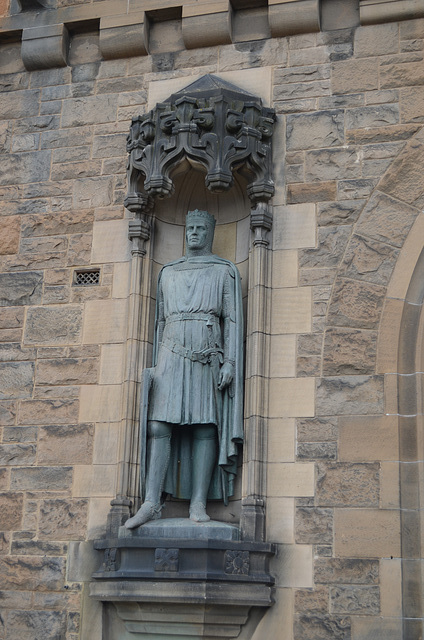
[1,0,424,70]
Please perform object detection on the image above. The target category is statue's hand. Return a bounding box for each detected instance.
[218,362,234,390]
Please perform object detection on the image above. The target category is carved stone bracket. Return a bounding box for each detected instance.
[125,74,276,247]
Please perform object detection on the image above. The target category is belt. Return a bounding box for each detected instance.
[165,312,218,324]
[162,339,223,365]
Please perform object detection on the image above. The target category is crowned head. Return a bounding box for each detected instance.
[185,209,216,255]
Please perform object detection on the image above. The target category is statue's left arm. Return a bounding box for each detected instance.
[218,268,237,390]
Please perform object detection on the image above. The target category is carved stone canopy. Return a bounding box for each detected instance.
[125,75,276,217]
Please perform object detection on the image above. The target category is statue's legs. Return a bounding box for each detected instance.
[125,421,171,529]
[189,424,217,522]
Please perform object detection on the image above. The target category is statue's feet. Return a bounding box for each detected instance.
[124,501,162,529]
[189,501,210,522]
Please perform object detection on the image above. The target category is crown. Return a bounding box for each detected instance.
[186,209,216,229]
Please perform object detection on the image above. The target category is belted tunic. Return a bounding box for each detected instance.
[146,254,244,502]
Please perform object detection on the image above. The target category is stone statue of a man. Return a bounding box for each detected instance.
[125,209,244,528]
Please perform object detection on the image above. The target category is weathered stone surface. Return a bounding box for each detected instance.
[67,233,92,266]
[0,493,23,530]
[297,442,337,460]
[10,539,67,556]
[18,399,79,425]
[61,95,119,127]
[0,272,43,307]
[298,333,323,356]
[338,178,378,200]
[380,60,424,88]
[316,376,384,416]
[340,234,399,286]
[323,328,377,375]
[36,358,98,386]
[354,22,399,57]
[295,585,329,614]
[288,181,337,203]
[0,216,20,255]
[7,611,66,640]
[2,252,66,272]
[0,151,51,186]
[332,58,378,93]
[0,401,16,426]
[297,417,338,442]
[286,110,344,150]
[305,148,360,181]
[20,236,67,254]
[0,89,39,119]
[0,589,32,609]
[327,278,386,329]
[21,210,93,238]
[24,307,82,345]
[317,200,365,226]
[42,286,71,304]
[0,308,24,330]
[0,556,65,590]
[345,105,399,130]
[330,585,380,615]
[0,444,35,465]
[3,427,37,443]
[315,558,379,584]
[378,133,424,207]
[400,85,424,122]
[38,499,88,540]
[300,226,352,269]
[355,191,419,246]
[295,507,333,544]
[316,462,379,507]
[294,613,351,640]
[38,424,94,465]
[0,362,34,399]
[73,177,113,209]
[346,123,419,144]
[0,344,35,362]
[10,467,72,491]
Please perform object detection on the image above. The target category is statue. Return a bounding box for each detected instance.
[125,210,244,528]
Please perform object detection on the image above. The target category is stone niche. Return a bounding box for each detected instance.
[90,75,277,639]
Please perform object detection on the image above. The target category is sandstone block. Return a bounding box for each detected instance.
[0,272,43,307]
[338,178,377,200]
[316,462,379,507]
[341,234,399,286]
[294,613,351,639]
[354,23,399,57]
[0,362,34,399]
[378,137,424,208]
[334,508,401,558]
[381,60,424,88]
[0,556,65,590]
[0,89,39,119]
[266,497,294,543]
[268,462,315,496]
[295,585,329,614]
[3,426,37,442]
[305,148,360,181]
[295,506,333,544]
[339,415,399,462]
[38,424,94,465]
[316,375,384,416]
[297,442,337,459]
[0,401,16,426]
[18,399,79,425]
[36,358,98,386]
[0,444,35,465]
[300,226,351,269]
[11,466,72,491]
[73,177,113,209]
[0,151,51,186]
[271,542,313,589]
[346,123,419,145]
[79,384,122,422]
[288,181,337,203]
[271,288,312,334]
[91,219,130,263]
[24,306,82,345]
[21,210,93,238]
[286,110,344,150]
[0,216,20,255]
[317,200,365,226]
[327,278,386,329]
[0,307,24,329]
[315,557,379,584]
[82,299,127,344]
[297,416,338,442]
[330,585,380,614]
[357,191,419,247]
[273,204,316,251]
[401,85,424,122]
[274,79,330,100]
[61,95,118,127]
[331,58,378,94]
[0,493,23,530]
[38,498,88,540]
[346,104,399,130]
[323,328,377,375]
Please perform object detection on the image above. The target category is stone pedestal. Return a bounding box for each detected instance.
[90,519,275,639]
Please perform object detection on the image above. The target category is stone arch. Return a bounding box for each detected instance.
[324,126,424,636]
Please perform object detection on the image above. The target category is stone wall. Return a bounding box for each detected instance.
[0,3,424,640]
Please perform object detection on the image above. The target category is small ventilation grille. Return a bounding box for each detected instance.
[74,269,100,286]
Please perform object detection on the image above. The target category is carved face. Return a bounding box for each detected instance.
[186,220,211,251]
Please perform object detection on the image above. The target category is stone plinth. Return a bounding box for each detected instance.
[90,519,275,638]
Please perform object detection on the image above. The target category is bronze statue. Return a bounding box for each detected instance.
[125,210,244,528]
